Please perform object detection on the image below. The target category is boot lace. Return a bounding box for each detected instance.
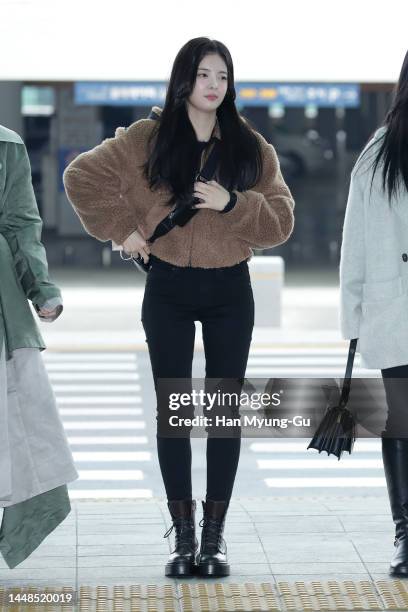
[163,518,195,553]
[199,517,227,553]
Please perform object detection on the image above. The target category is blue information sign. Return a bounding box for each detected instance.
[75,82,359,108]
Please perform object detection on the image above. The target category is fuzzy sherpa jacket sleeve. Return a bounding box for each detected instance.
[62,124,143,245]
[218,131,295,249]
[339,168,366,340]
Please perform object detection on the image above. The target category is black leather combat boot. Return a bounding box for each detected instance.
[196,499,230,577]
[382,436,408,576]
[163,499,198,577]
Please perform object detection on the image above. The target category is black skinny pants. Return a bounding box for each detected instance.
[381,364,408,438]
[141,254,254,502]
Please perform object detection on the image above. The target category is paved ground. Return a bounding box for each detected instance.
[0,493,399,585]
[2,266,405,610]
[0,496,405,610]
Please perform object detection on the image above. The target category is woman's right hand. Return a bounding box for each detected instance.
[122,229,151,263]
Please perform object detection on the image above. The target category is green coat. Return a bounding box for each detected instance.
[0,125,71,570]
[0,125,63,360]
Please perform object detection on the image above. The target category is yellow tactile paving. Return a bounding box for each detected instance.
[3,581,408,611]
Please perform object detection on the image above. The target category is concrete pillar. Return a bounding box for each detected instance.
[249,256,284,327]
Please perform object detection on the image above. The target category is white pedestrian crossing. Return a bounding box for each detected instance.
[67,436,148,445]
[245,347,379,378]
[69,489,152,499]
[250,440,381,453]
[68,436,148,446]
[59,408,143,417]
[53,384,141,392]
[78,470,144,480]
[250,438,386,490]
[72,451,150,461]
[42,353,137,361]
[44,351,152,499]
[49,372,140,381]
[245,347,385,492]
[63,421,145,430]
[57,396,142,405]
[45,346,387,498]
[263,477,386,488]
[46,362,138,371]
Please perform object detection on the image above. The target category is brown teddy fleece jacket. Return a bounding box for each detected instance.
[63,106,295,268]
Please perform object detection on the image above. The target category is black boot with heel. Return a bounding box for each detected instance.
[163,499,198,577]
[196,499,230,577]
[381,436,408,576]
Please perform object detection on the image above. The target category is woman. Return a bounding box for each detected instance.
[0,124,78,569]
[340,50,408,577]
[63,37,295,578]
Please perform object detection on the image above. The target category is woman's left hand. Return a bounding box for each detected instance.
[38,306,59,319]
[192,180,231,212]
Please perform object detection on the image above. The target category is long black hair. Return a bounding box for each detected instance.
[142,37,263,208]
[360,50,408,203]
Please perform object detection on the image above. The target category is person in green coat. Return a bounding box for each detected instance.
[0,125,78,570]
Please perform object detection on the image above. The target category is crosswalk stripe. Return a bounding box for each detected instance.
[57,396,141,405]
[245,367,377,376]
[244,349,377,377]
[49,373,140,381]
[53,384,141,392]
[72,451,151,461]
[264,477,386,488]
[250,441,382,453]
[248,356,356,364]
[43,353,137,361]
[67,436,148,445]
[46,363,138,371]
[77,470,144,480]
[250,345,350,359]
[59,408,143,416]
[63,421,145,430]
[257,459,383,469]
[69,489,152,499]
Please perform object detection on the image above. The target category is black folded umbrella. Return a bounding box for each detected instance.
[307,404,356,460]
[307,338,357,460]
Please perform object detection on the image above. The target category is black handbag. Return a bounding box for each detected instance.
[121,137,221,273]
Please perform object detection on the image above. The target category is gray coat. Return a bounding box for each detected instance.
[340,126,408,369]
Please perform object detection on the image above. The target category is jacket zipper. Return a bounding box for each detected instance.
[188,144,211,266]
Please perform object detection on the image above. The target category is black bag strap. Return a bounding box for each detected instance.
[147,138,221,244]
[339,338,358,407]
[125,135,221,273]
